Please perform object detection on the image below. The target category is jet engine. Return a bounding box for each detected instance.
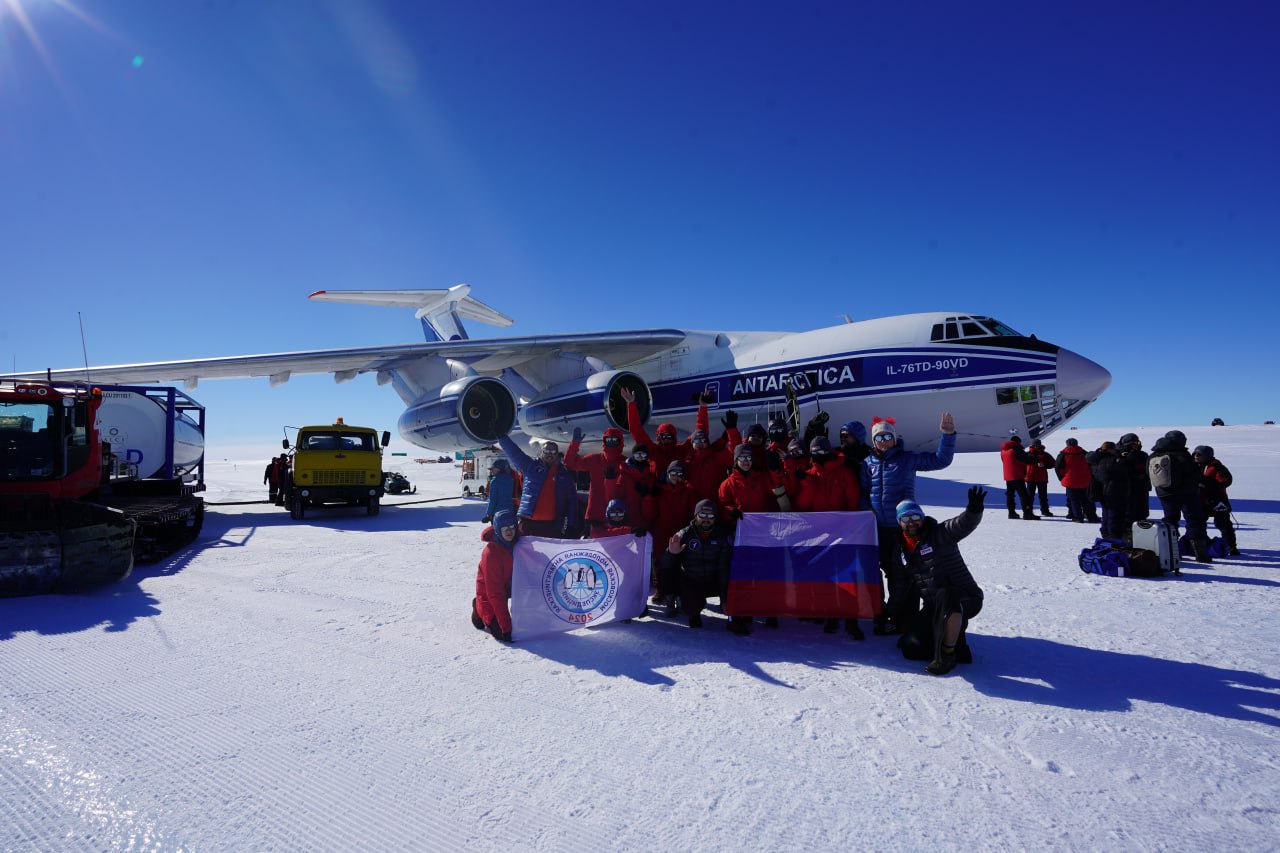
[518,371,651,441]
[398,376,518,452]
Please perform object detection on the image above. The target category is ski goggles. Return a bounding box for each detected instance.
[603,436,622,447]
[657,433,677,442]
[696,508,718,520]
[873,433,896,443]
[632,450,648,460]
[668,469,686,479]
[898,512,923,523]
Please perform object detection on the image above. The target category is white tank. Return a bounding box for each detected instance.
[96,390,205,479]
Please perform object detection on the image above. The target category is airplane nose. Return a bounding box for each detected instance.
[1056,347,1111,401]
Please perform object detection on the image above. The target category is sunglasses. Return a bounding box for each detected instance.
[899,513,923,523]
[669,470,685,479]
[604,436,621,446]
[658,433,676,442]
[632,451,648,459]
[691,435,708,444]
[874,434,895,443]
[696,510,717,520]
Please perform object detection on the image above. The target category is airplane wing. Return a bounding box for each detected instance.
[2,331,687,387]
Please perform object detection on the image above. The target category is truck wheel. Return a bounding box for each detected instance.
[367,496,380,516]
[291,497,305,520]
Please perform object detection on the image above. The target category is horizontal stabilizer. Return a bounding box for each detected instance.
[309,287,514,328]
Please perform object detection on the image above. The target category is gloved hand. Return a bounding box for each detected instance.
[766,453,782,471]
[481,514,492,523]
[634,484,650,496]
[805,414,829,436]
[730,508,744,520]
[699,391,716,405]
[632,527,647,537]
[966,485,986,513]
[721,410,738,429]
[603,465,618,479]
[794,469,808,482]
[572,427,584,443]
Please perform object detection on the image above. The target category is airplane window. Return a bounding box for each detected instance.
[983,318,1022,336]
[945,321,959,339]
[1039,384,1056,398]
[931,323,944,342]
[961,320,985,337]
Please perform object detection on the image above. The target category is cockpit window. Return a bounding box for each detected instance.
[931,315,1023,341]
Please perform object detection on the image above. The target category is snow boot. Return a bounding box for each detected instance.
[727,616,752,635]
[1022,510,1040,520]
[1008,511,1020,520]
[664,595,679,618]
[926,645,958,675]
[764,617,780,629]
[470,598,486,630]
[845,619,865,641]
[1192,537,1213,564]
[823,618,839,634]
[688,612,703,628]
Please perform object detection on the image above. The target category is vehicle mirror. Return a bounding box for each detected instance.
[282,438,290,449]
[381,431,391,447]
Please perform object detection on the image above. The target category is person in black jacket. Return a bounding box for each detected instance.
[659,499,750,634]
[895,487,986,675]
[1087,441,1131,541]
[1150,430,1212,562]
[1194,445,1239,555]
[1118,433,1151,523]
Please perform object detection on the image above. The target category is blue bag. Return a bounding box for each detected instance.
[1078,538,1130,577]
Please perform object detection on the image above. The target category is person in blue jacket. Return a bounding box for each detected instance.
[481,458,515,524]
[860,412,957,635]
[497,435,580,538]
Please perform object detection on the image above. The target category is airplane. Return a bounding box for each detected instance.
[4,285,1111,453]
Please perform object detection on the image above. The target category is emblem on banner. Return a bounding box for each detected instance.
[542,548,621,625]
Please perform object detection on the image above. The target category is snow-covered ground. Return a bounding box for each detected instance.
[2,425,1278,851]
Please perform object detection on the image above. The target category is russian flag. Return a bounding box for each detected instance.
[726,512,883,619]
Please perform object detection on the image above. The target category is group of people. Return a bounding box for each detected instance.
[1001,430,1239,562]
[472,401,985,676]
[263,454,290,505]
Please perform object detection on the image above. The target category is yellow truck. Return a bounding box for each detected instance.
[282,419,391,519]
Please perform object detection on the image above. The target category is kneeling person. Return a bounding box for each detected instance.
[659,499,749,634]
[896,488,986,675]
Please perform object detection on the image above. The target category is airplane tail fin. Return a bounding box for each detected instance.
[308,285,513,342]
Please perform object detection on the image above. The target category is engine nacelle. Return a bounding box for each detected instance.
[398,376,518,452]
[518,371,651,441]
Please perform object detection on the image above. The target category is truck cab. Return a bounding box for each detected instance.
[283,419,391,519]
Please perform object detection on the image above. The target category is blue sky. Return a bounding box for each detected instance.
[2,1,1276,447]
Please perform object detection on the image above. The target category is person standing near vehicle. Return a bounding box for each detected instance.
[1149,430,1212,563]
[1000,435,1039,520]
[1055,438,1098,523]
[497,435,579,538]
[1024,440,1055,517]
[861,413,958,635]
[1194,445,1239,556]
[481,458,515,524]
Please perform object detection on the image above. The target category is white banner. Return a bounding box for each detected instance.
[510,535,653,641]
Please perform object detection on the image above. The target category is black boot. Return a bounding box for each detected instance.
[727,616,752,635]
[1008,511,1020,520]
[845,619,865,640]
[926,645,958,675]
[1022,510,1040,520]
[823,618,838,634]
[1192,537,1213,564]
[688,612,703,628]
[470,598,486,630]
[764,617,780,629]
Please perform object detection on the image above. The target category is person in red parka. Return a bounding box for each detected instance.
[564,425,627,536]
[718,443,779,523]
[1024,440,1055,517]
[685,424,739,501]
[620,387,717,481]
[649,460,702,607]
[1194,445,1239,555]
[617,444,658,529]
[1000,435,1038,520]
[796,436,867,640]
[1054,437,1098,523]
[471,508,519,644]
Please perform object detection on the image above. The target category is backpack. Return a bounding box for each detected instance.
[1078,538,1129,577]
[1120,548,1163,577]
[1148,454,1175,490]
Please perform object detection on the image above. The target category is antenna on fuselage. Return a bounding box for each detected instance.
[839,314,853,324]
[78,311,92,383]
